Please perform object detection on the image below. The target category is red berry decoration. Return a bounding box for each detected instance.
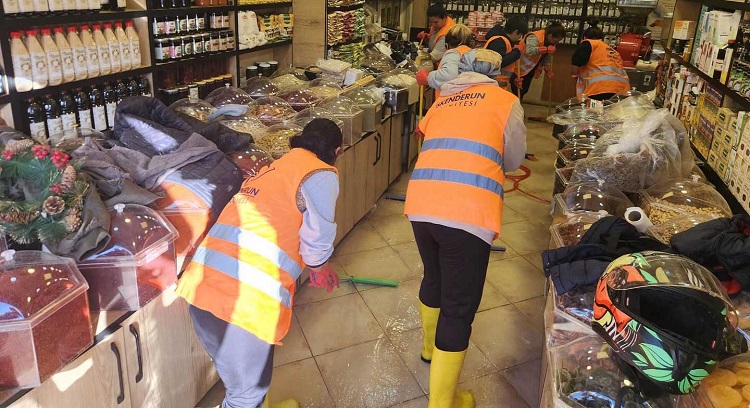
[2,151,14,160]
[32,145,50,159]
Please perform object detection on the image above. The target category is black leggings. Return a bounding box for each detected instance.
[412,221,491,352]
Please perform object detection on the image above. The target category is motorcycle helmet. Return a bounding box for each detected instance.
[592,251,747,395]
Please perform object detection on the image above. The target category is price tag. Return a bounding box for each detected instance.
[583,194,592,200]
[580,150,588,155]
[583,223,592,230]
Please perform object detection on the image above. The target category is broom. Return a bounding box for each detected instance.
[526,53,554,124]
[342,276,399,287]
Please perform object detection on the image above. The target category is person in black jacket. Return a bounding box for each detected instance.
[484,16,529,95]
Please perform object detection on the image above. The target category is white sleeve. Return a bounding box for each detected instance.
[502,100,527,172]
[428,49,460,90]
[430,37,448,61]
[298,170,339,267]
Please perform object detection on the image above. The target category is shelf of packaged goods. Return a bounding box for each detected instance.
[692,147,748,215]
[235,38,292,54]
[12,66,152,100]
[236,1,292,11]
[328,36,363,48]
[689,0,750,11]
[530,13,585,19]
[666,48,750,111]
[327,2,366,12]
[150,5,234,17]
[154,50,236,68]
[0,9,149,31]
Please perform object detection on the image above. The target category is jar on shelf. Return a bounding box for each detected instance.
[192,34,204,55]
[201,33,211,53]
[177,86,189,100]
[182,35,193,57]
[155,38,169,63]
[226,30,235,50]
[161,88,180,105]
[210,32,219,52]
[179,65,194,85]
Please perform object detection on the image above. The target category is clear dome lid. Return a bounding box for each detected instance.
[556,145,593,165]
[307,79,342,100]
[375,73,407,89]
[255,122,303,159]
[249,96,297,126]
[558,180,633,217]
[547,109,603,126]
[48,128,105,150]
[293,108,345,132]
[322,96,362,115]
[270,71,308,91]
[217,114,269,139]
[244,77,279,99]
[551,212,609,247]
[606,89,644,103]
[360,54,396,74]
[0,250,87,322]
[345,88,378,105]
[560,123,614,143]
[170,98,214,122]
[277,88,321,112]
[83,204,178,266]
[647,214,716,244]
[390,68,417,86]
[228,143,274,178]
[641,176,732,225]
[556,96,598,113]
[205,85,255,107]
[603,93,655,120]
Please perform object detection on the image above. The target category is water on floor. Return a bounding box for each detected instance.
[196,104,556,408]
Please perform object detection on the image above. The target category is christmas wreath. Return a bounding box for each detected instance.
[0,139,88,246]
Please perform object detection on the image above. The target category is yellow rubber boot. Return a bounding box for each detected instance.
[260,398,300,408]
[427,349,475,408]
[420,302,440,363]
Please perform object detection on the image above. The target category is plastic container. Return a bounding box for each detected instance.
[558,123,615,146]
[556,165,575,189]
[556,145,593,166]
[552,285,596,327]
[170,98,214,122]
[216,113,269,139]
[293,107,346,136]
[692,353,750,408]
[255,122,302,158]
[375,73,408,114]
[322,96,364,146]
[249,96,297,126]
[390,68,419,105]
[269,72,307,90]
[47,127,105,150]
[244,76,279,99]
[552,180,633,223]
[346,87,382,132]
[603,92,655,121]
[78,204,178,311]
[638,176,733,226]
[307,78,342,100]
[646,214,716,245]
[552,336,688,408]
[277,88,321,112]
[205,84,255,107]
[360,53,396,74]
[0,250,92,388]
[228,143,274,178]
[550,212,608,248]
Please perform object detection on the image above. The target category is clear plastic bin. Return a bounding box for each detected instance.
[78,204,178,311]
[270,72,307,91]
[322,96,364,146]
[245,77,279,99]
[277,88,321,112]
[0,250,92,388]
[693,353,750,408]
[556,166,574,187]
[346,88,382,132]
[552,181,633,223]
[556,146,593,166]
[216,114,269,140]
[375,73,409,114]
[294,108,346,135]
[170,98,214,122]
[390,68,419,105]
[228,144,274,179]
[638,177,732,226]
[249,96,297,126]
[550,212,608,248]
[646,214,716,245]
[307,78,342,101]
[255,123,303,158]
[48,127,105,150]
[205,85,255,107]
[558,123,614,145]
[552,336,689,408]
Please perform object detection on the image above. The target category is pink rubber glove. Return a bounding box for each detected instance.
[514,77,524,89]
[416,69,430,86]
[538,46,549,54]
[547,45,557,54]
[544,65,554,79]
[417,31,428,41]
[308,262,340,292]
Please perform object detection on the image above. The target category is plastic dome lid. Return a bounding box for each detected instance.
[308,78,342,89]
[293,108,345,132]
[551,211,609,247]
[249,96,297,126]
[270,73,307,91]
[277,88,321,110]
[205,85,255,107]
[244,77,279,99]
[375,73,407,89]
[170,98,214,122]
[322,96,362,115]
[255,123,303,158]
[83,204,178,266]
[606,89,644,103]
[559,180,633,217]
[217,114,269,139]
[644,176,732,216]
[48,127,105,151]
[361,54,396,73]
[228,143,274,179]
[560,123,612,140]
[556,96,598,113]
[0,250,87,322]
[346,88,377,104]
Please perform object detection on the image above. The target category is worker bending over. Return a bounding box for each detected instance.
[516,21,566,99]
[572,22,630,100]
[176,119,343,408]
[416,24,473,97]
[405,48,526,408]
[484,16,529,94]
[417,3,456,64]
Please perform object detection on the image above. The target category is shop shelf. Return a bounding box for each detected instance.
[12,66,152,100]
[149,5,234,16]
[326,2,365,11]
[0,9,148,30]
[236,1,292,10]
[236,39,292,54]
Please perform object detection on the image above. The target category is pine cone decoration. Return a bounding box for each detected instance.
[4,139,35,154]
[0,210,36,224]
[60,166,77,191]
[42,196,65,215]
[63,212,82,232]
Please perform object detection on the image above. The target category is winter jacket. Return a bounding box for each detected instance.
[543,216,668,294]
[671,215,750,290]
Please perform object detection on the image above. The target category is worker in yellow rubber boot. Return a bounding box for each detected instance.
[176,119,344,408]
[405,49,527,408]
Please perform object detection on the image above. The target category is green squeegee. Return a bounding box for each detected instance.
[342,276,399,287]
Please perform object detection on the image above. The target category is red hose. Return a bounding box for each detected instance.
[505,165,552,204]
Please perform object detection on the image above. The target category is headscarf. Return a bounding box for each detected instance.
[458,49,503,78]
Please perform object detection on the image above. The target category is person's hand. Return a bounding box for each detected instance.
[415,127,425,139]
[417,31,428,41]
[547,45,557,54]
[538,46,549,54]
[543,65,554,79]
[308,262,339,292]
[416,69,430,86]
[514,77,524,89]
[534,69,542,79]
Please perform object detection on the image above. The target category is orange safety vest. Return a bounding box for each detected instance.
[175,148,337,345]
[483,35,517,90]
[518,29,546,77]
[428,16,456,52]
[405,84,516,237]
[435,45,471,99]
[576,39,631,98]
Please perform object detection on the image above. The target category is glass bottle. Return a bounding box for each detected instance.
[74,88,92,129]
[89,86,107,131]
[102,83,117,128]
[26,97,46,142]
[59,91,77,130]
[43,94,62,139]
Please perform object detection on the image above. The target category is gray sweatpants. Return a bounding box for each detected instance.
[189,305,275,408]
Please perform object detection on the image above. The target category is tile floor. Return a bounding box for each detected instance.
[196,104,556,408]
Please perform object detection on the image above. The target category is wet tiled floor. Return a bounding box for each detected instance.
[196,104,556,408]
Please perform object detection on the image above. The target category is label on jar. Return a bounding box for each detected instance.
[61,112,76,130]
[211,37,218,52]
[155,42,165,61]
[219,34,226,51]
[78,109,92,129]
[193,37,203,54]
[174,41,182,58]
[187,16,197,31]
[179,18,188,33]
[93,105,107,130]
[153,19,165,36]
[47,117,62,137]
[165,20,176,35]
[227,34,235,50]
[47,52,62,84]
[48,0,63,11]
[183,40,193,56]
[86,45,99,75]
[197,16,205,30]
[60,48,74,73]
[222,14,230,28]
[18,0,33,11]
[189,86,198,99]
[130,39,141,67]
[98,44,111,68]
[29,121,46,142]
[105,101,116,127]
[211,13,220,29]
[3,0,20,13]
[204,37,212,52]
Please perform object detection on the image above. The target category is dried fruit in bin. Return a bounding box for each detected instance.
[249,96,297,126]
[278,89,321,112]
[170,98,214,122]
[696,355,750,407]
[205,85,255,107]
[255,123,302,159]
[228,144,274,178]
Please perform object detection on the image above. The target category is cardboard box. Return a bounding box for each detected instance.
[673,20,696,40]
[718,107,737,128]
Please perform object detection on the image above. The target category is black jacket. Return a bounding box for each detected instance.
[671,215,750,289]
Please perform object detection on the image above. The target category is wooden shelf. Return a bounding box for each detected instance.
[687,0,750,11]
[0,9,148,30]
[150,5,234,16]
[235,38,292,54]
[665,48,750,110]
[236,1,292,10]
[326,2,364,11]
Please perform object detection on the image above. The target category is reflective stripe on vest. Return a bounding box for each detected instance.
[411,168,505,199]
[422,137,503,165]
[483,35,517,89]
[519,29,546,76]
[576,40,630,97]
